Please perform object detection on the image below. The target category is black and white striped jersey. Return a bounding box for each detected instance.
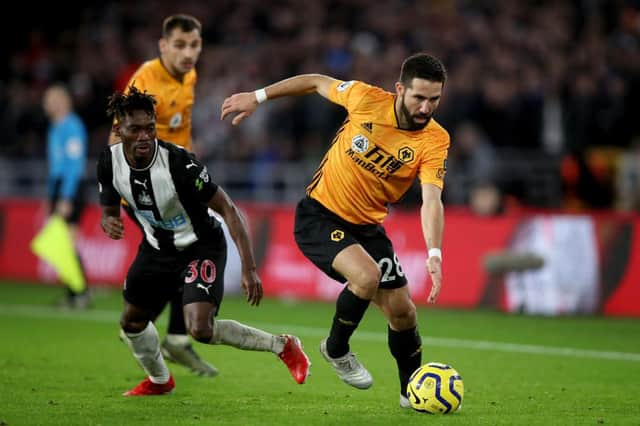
[97,140,220,252]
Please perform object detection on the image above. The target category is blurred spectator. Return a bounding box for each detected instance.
[469,182,505,217]
[616,141,640,211]
[444,121,497,206]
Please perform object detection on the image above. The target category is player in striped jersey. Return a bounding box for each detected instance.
[99,87,310,396]
[108,14,220,376]
[222,53,449,407]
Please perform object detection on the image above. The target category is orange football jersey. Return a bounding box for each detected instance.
[307,80,450,224]
[126,58,196,151]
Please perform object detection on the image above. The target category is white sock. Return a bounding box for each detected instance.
[209,319,286,353]
[122,323,170,384]
[165,333,190,346]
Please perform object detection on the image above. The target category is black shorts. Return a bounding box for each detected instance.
[49,179,86,224]
[294,196,407,289]
[124,234,227,316]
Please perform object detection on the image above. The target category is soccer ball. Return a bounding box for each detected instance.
[406,362,464,414]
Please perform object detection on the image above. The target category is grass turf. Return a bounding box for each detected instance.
[0,281,639,425]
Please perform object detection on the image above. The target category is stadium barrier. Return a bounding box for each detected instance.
[0,199,638,317]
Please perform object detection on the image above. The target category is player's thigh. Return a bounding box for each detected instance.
[332,244,380,289]
[294,197,360,283]
[124,245,181,315]
[181,241,226,319]
[361,228,408,290]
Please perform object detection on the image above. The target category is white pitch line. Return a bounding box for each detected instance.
[1,304,639,362]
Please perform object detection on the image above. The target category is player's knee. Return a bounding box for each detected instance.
[348,265,381,300]
[120,317,148,333]
[188,321,213,343]
[350,263,381,291]
[389,301,417,330]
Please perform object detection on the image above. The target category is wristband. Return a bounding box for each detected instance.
[254,88,268,103]
[428,248,442,261]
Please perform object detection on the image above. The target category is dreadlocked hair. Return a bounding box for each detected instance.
[106,85,157,120]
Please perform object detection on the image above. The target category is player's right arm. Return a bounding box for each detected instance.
[100,205,124,239]
[97,148,124,239]
[220,74,338,126]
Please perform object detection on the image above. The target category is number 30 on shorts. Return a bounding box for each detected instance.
[378,254,405,282]
[184,259,217,284]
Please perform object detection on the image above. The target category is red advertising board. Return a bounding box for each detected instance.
[0,199,638,316]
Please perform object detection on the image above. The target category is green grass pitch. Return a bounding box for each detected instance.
[0,281,639,425]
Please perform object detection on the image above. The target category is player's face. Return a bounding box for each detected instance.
[395,78,443,131]
[159,28,202,77]
[117,110,157,165]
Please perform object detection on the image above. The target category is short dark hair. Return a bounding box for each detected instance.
[106,85,157,121]
[162,14,202,38]
[399,53,447,86]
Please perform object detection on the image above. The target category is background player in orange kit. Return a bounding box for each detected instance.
[221,53,449,407]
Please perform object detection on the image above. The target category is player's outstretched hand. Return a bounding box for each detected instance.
[426,256,442,303]
[101,216,124,240]
[241,269,263,306]
[220,92,259,126]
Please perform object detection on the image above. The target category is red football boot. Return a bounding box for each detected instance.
[123,375,175,396]
[278,335,311,384]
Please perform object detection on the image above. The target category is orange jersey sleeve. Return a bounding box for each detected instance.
[126,59,196,151]
[307,80,450,224]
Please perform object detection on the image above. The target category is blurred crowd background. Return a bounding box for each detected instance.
[2,0,640,213]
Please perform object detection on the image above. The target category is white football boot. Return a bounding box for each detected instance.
[319,338,373,389]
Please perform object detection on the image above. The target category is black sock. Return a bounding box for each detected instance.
[167,292,187,335]
[326,286,370,358]
[388,326,422,396]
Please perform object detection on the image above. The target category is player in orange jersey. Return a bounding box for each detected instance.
[108,14,219,377]
[108,14,199,151]
[221,53,449,407]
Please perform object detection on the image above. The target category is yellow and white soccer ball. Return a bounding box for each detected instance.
[406,362,464,414]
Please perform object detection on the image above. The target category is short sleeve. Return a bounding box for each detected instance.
[418,132,450,189]
[96,148,122,206]
[326,80,373,112]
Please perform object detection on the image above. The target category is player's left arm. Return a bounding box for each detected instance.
[421,183,444,303]
[207,188,263,306]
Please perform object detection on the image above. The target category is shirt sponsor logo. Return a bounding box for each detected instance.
[138,210,187,230]
[344,145,404,180]
[351,134,369,153]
